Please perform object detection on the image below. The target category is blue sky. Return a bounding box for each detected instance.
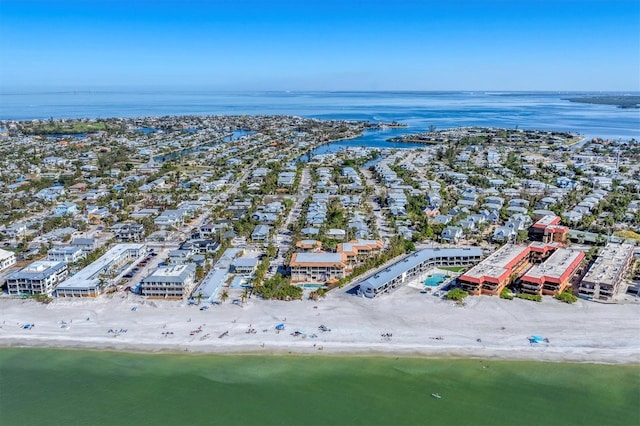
[1,0,638,91]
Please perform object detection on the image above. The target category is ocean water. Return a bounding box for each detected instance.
[0,349,638,426]
[0,91,638,140]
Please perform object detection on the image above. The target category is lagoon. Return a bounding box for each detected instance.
[1,348,638,426]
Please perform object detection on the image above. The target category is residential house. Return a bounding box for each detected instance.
[251,225,271,241]
[0,248,17,271]
[326,229,346,240]
[54,202,78,217]
[232,257,259,274]
[111,222,145,242]
[441,226,463,243]
[154,209,187,228]
[48,246,85,263]
[71,238,96,252]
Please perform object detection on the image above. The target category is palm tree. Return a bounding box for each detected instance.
[241,288,249,306]
[220,290,229,303]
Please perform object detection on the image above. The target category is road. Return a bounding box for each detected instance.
[269,166,312,276]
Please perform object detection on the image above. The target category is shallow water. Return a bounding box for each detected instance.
[1,348,638,426]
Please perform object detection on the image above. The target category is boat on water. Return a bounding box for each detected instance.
[431,393,441,399]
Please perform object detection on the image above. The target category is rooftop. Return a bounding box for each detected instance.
[290,252,346,267]
[581,243,635,287]
[8,260,66,280]
[521,248,585,283]
[143,263,196,283]
[533,214,561,229]
[460,244,531,281]
[57,243,146,291]
[359,247,483,291]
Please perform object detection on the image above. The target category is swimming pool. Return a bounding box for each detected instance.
[424,274,447,286]
[296,283,325,289]
[230,276,251,289]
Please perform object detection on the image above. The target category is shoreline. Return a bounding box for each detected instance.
[2,338,639,366]
[2,288,638,365]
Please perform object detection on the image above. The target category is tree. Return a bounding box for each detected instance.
[555,291,578,304]
[516,230,528,243]
[445,288,468,302]
[220,290,229,303]
[266,243,277,259]
[195,266,205,282]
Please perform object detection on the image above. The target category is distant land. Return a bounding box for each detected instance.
[565,95,640,109]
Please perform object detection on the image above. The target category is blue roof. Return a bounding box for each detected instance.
[359,247,482,292]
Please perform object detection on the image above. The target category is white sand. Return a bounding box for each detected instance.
[1,287,639,364]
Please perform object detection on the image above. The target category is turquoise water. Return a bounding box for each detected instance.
[296,283,324,288]
[230,276,249,289]
[425,273,447,286]
[1,349,638,426]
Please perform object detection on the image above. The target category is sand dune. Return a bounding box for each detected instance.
[1,286,639,364]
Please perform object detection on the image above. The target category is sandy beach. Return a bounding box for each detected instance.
[1,286,639,364]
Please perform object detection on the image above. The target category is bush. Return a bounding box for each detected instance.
[515,293,542,302]
[500,288,513,300]
[309,288,327,300]
[445,288,469,301]
[555,291,578,304]
[256,273,303,300]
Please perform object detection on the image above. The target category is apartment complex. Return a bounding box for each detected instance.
[529,215,569,243]
[141,264,197,298]
[6,260,68,296]
[337,239,384,266]
[579,243,634,301]
[289,252,348,283]
[55,243,147,297]
[289,239,385,283]
[458,243,559,296]
[520,248,585,296]
[359,247,483,298]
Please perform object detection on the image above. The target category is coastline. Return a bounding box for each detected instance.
[2,286,638,365]
[3,338,638,365]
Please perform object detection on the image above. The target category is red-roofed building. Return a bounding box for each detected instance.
[520,248,585,296]
[458,242,561,296]
[529,215,568,243]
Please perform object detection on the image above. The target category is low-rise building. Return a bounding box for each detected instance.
[71,238,96,252]
[251,225,271,241]
[289,252,347,283]
[232,257,259,274]
[54,202,78,217]
[520,248,585,296]
[0,248,17,272]
[359,247,483,298]
[337,239,384,266]
[48,246,86,263]
[295,240,323,252]
[141,264,197,299]
[579,243,634,301]
[55,243,146,297]
[458,243,559,296]
[111,222,145,242]
[529,215,568,243]
[7,260,68,296]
